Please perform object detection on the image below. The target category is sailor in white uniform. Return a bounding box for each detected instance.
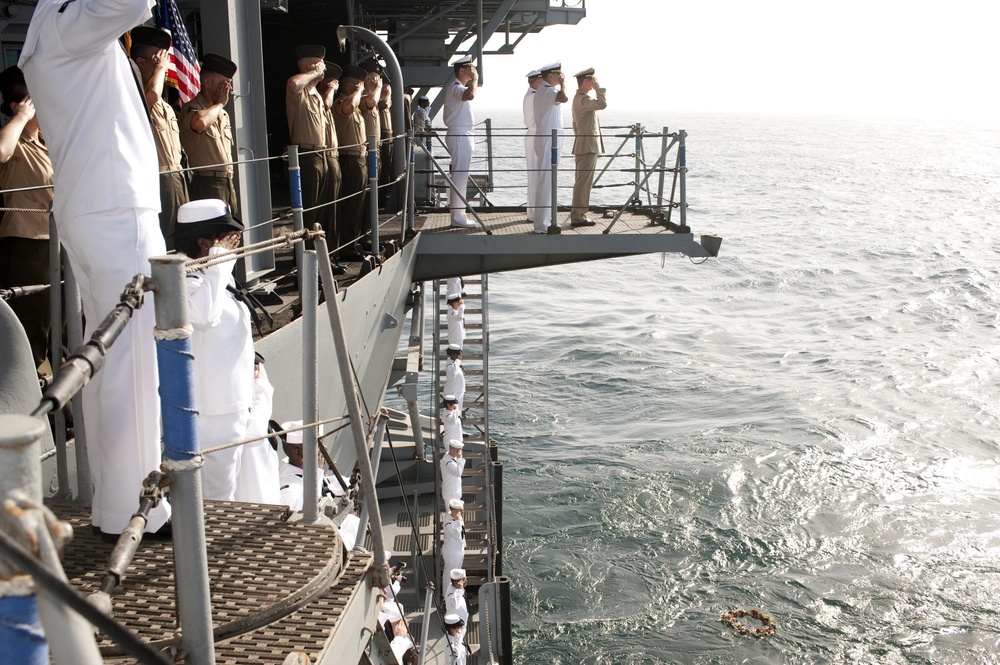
[522,70,543,223]
[442,55,477,228]
[532,61,568,234]
[278,419,337,512]
[445,568,470,642]
[234,353,281,504]
[19,0,170,536]
[440,439,465,506]
[178,200,254,502]
[441,394,463,446]
[442,498,467,595]
[446,276,465,298]
[443,613,467,665]
[443,345,467,411]
[447,293,466,348]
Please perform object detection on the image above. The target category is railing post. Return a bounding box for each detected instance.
[288,144,304,295]
[63,260,92,504]
[406,130,416,239]
[313,236,389,588]
[149,255,216,665]
[368,134,380,254]
[356,415,388,539]
[678,129,687,227]
[301,250,319,523]
[485,118,494,191]
[418,583,435,665]
[657,126,669,211]
[550,128,558,227]
[47,219,69,499]
[633,123,642,204]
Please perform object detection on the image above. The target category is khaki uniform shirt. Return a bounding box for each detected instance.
[379,104,392,140]
[333,97,367,156]
[151,97,183,172]
[362,100,380,148]
[178,92,234,175]
[0,136,53,239]
[286,85,328,148]
[571,87,607,156]
[324,105,339,157]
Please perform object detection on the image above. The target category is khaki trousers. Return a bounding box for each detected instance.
[571,152,599,220]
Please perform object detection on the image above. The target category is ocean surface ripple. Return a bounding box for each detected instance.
[477,111,1000,663]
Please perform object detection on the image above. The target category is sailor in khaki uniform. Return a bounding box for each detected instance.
[0,66,54,370]
[378,81,395,210]
[441,498,467,598]
[440,439,465,506]
[286,45,331,240]
[570,67,607,226]
[318,61,343,268]
[179,53,238,214]
[129,26,188,249]
[332,65,369,260]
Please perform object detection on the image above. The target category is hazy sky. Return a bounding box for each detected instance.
[472,0,999,120]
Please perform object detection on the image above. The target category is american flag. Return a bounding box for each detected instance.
[156,0,200,104]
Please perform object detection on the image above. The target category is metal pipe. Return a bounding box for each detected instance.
[406,130,416,238]
[287,145,304,296]
[485,118,494,191]
[657,126,669,210]
[550,128,558,227]
[418,583,434,665]
[312,236,389,588]
[149,255,216,665]
[633,123,642,204]
[679,130,688,227]
[301,250,319,523]
[63,261,91,504]
[356,415,388,538]
[414,141,492,234]
[367,134,380,254]
[0,414,104,664]
[48,219,70,499]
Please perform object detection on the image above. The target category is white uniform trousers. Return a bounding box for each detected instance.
[56,207,170,534]
[532,133,563,231]
[446,129,474,222]
[199,409,252,501]
[442,520,466,595]
[524,133,538,222]
[234,373,280,504]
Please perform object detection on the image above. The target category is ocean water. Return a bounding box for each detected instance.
[474,110,1000,663]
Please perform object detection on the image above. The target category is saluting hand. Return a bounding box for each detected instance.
[13,95,35,121]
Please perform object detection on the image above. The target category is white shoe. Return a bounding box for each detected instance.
[451,218,476,228]
[532,229,546,234]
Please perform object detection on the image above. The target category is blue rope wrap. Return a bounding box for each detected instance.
[289,165,303,209]
[367,146,378,179]
[0,595,48,664]
[156,336,199,460]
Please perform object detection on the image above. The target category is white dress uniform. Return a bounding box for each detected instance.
[441,408,463,445]
[440,452,465,506]
[442,79,474,225]
[533,81,565,231]
[446,632,467,665]
[187,247,255,501]
[19,0,169,534]
[522,85,538,222]
[445,585,469,642]
[447,304,466,348]
[446,276,464,297]
[441,515,466,595]
[390,635,414,665]
[233,367,281,504]
[444,358,467,411]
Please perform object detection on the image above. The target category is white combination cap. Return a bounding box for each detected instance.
[443,613,464,626]
[451,55,473,66]
[527,69,541,78]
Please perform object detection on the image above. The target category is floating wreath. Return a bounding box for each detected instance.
[721,608,778,638]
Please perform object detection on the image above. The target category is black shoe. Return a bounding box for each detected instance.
[547,225,562,235]
[570,219,596,227]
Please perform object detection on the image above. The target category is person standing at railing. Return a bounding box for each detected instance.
[0,66,53,372]
[332,65,369,262]
[440,439,465,506]
[570,67,607,227]
[378,81,395,211]
[360,60,382,243]
[442,55,478,229]
[445,568,470,643]
[286,45,332,245]
[129,25,189,250]
[179,53,239,215]
[522,69,543,226]
[176,199,253,501]
[443,344,466,411]
[443,612,468,665]
[318,61,345,274]
[447,292,465,348]
[18,0,171,537]
[412,95,432,153]
[441,394,463,446]
[442,498,467,598]
[532,61,568,235]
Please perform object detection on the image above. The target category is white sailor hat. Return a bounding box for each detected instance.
[443,613,464,627]
[281,421,324,445]
[526,69,541,78]
[447,293,462,303]
[451,55,473,67]
[448,498,464,511]
[174,199,243,242]
[540,61,561,75]
[382,602,403,623]
[448,439,464,450]
[447,344,462,353]
[450,568,467,581]
[443,394,458,403]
